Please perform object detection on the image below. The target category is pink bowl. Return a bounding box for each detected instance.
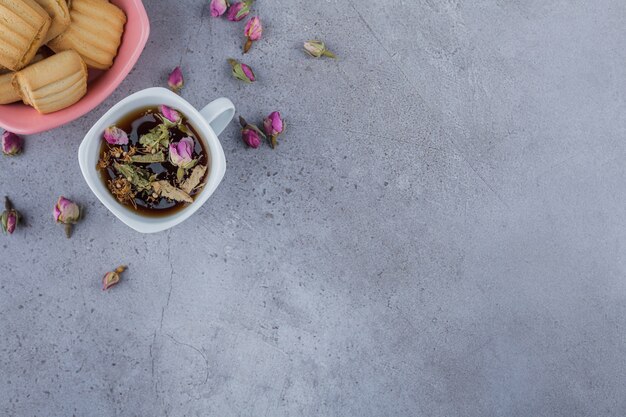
[0,0,149,135]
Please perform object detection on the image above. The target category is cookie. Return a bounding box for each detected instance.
[34,0,70,42]
[13,50,88,113]
[47,0,126,70]
[0,73,20,104]
[0,0,52,71]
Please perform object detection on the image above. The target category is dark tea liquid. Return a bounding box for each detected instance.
[98,106,209,217]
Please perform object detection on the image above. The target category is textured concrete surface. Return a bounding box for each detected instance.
[1,0,626,415]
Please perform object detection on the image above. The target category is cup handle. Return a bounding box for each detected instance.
[199,97,235,137]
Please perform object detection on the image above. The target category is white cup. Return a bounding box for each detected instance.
[78,87,235,233]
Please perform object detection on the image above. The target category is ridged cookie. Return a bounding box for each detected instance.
[34,0,70,42]
[0,0,51,71]
[47,0,126,70]
[13,50,87,113]
[0,73,20,104]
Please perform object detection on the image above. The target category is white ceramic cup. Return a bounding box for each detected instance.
[78,87,235,233]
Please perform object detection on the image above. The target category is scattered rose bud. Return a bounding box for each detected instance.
[168,66,184,92]
[263,111,285,149]
[209,0,228,17]
[239,116,266,148]
[304,40,336,58]
[103,126,129,145]
[1,197,20,235]
[243,16,262,53]
[159,105,182,124]
[102,265,127,291]
[54,196,81,238]
[2,131,23,156]
[228,59,255,83]
[226,0,252,21]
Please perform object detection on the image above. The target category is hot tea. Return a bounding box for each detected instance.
[97,105,209,217]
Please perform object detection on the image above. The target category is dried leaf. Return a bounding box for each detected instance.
[152,181,193,203]
[139,124,170,152]
[113,162,153,191]
[181,165,207,194]
[130,151,165,163]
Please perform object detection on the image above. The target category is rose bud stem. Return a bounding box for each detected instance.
[65,224,73,239]
[5,196,12,211]
[244,38,252,53]
[239,115,248,128]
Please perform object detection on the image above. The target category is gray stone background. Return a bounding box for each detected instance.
[1,0,626,415]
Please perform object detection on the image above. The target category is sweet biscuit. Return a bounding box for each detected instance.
[34,0,70,42]
[47,0,126,70]
[13,50,88,113]
[0,0,52,71]
[0,73,20,104]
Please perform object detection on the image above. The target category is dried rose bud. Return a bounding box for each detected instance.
[2,131,23,156]
[169,137,196,168]
[228,59,255,83]
[1,197,19,235]
[103,126,129,145]
[226,0,251,21]
[209,0,228,17]
[159,105,182,124]
[102,265,127,291]
[54,196,81,238]
[263,111,285,148]
[243,16,262,53]
[304,40,336,59]
[168,66,184,92]
[239,116,266,148]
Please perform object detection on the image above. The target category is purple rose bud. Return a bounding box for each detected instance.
[2,131,23,156]
[209,0,228,17]
[159,105,181,124]
[169,137,195,168]
[263,111,285,149]
[304,40,336,59]
[103,266,126,290]
[228,59,255,83]
[54,196,81,238]
[1,197,19,235]
[226,1,251,21]
[54,197,80,224]
[239,116,266,148]
[243,16,262,53]
[263,111,284,136]
[103,126,129,145]
[167,66,184,92]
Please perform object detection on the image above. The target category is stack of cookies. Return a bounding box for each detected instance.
[0,0,127,113]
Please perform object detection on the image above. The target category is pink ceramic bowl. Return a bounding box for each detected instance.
[0,0,149,135]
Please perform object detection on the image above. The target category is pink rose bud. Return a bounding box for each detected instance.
[239,116,266,148]
[168,66,184,92]
[304,40,336,59]
[159,105,181,124]
[226,1,251,21]
[263,111,285,148]
[2,131,23,156]
[209,0,228,17]
[243,16,262,53]
[102,266,126,290]
[54,196,80,238]
[169,137,195,168]
[228,59,255,83]
[103,126,129,145]
[1,197,19,235]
